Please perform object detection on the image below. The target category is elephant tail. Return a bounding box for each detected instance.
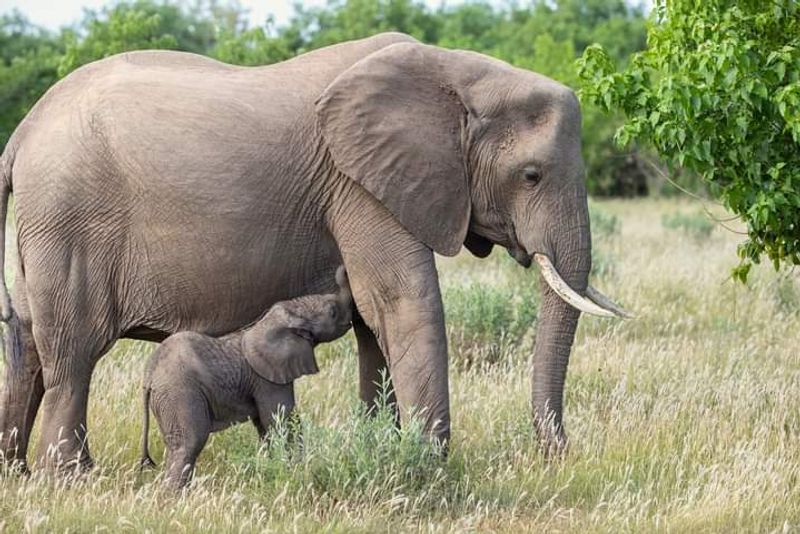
[0,143,21,371]
[139,386,157,470]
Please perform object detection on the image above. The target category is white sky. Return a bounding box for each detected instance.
[0,0,467,30]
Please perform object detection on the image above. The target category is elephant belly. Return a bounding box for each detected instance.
[132,222,343,338]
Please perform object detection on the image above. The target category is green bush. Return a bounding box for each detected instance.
[589,203,620,278]
[589,203,620,240]
[230,395,448,510]
[442,276,538,367]
[661,211,715,240]
[772,273,800,315]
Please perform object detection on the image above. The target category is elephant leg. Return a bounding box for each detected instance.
[380,291,450,447]
[353,312,398,423]
[160,393,210,490]
[0,279,44,472]
[32,320,115,472]
[256,382,296,437]
[339,245,450,446]
[34,338,96,471]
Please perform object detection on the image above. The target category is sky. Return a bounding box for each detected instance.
[0,0,470,30]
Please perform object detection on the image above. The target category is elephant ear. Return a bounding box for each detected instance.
[242,313,319,385]
[316,42,471,256]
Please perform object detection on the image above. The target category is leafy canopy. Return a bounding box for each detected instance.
[578,0,800,279]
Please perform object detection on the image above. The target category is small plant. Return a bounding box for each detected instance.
[661,211,715,240]
[442,279,538,367]
[773,273,800,314]
[589,204,620,278]
[589,204,621,241]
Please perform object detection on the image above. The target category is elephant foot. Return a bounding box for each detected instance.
[535,422,569,460]
[35,431,95,475]
[0,453,30,477]
[37,453,94,475]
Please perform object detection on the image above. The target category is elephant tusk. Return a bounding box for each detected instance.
[533,254,617,318]
[586,285,634,319]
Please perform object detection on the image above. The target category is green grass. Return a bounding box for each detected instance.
[1,198,799,532]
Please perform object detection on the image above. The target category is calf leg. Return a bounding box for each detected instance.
[156,391,210,490]
[255,383,296,442]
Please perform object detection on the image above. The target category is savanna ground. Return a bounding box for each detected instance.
[1,198,798,532]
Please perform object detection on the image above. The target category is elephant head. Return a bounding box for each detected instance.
[242,266,353,384]
[316,40,629,452]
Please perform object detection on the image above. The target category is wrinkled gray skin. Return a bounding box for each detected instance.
[140,267,352,489]
[0,32,595,471]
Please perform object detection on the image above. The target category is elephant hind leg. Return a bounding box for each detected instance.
[0,274,44,472]
[156,390,211,490]
[31,317,118,471]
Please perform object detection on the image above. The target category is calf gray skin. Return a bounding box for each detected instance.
[140,267,352,489]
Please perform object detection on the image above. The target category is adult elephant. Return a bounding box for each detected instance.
[0,32,627,471]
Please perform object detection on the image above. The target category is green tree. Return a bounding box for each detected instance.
[59,3,180,77]
[0,12,63,150]
[477,0,648,196]
[211,23,292,65]
[578,0,800,277]
[282,0,440,52]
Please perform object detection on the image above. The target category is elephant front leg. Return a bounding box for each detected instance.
[353,312,398,424]
[255,383,296,436]
[340,245,451,447]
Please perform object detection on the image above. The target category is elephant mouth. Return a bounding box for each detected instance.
[508,245,532,268]
[506,222,532,268]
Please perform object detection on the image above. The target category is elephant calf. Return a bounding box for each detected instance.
[139,267,352,489]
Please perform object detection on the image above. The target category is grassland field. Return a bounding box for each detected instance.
[0,198,798,532]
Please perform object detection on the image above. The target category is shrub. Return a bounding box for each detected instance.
[661,211,715,240]
[589,203,620,278]
[442,275,538,367]
[589,204,621,241]
[578,0,800,279]
[230,393,449,512]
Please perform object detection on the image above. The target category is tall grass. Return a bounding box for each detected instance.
[1,198,798,532]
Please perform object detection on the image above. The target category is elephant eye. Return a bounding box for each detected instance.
[327,303,337,318]
[523,167,541,185]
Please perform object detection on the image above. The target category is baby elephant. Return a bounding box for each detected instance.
[139,267,352,489]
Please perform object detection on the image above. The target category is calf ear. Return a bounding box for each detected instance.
[242,328,319,384]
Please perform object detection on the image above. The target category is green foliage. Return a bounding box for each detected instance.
[442,273,538,367]
[589,203,621,239]
[241,397,445,502]
[772,273,800,315]
[578,0,800,279]
[210,26,292,66]
[58,5,179,77]
[0,12,62,148]
[589,203,620,277]
[661,211,715,240]
[284,0,442,50]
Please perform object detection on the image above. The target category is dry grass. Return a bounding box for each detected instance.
[1,198,799,533]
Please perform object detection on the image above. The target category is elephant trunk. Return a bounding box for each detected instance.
[529,195,591,456]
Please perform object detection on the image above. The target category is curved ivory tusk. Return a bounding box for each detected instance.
[533,254,617,318]
[586,285,634,319]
